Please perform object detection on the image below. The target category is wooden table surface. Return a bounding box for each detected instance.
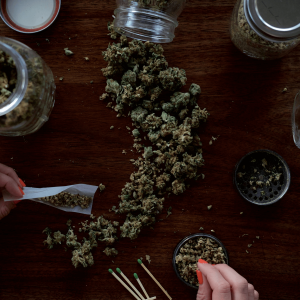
[1,0,300,299]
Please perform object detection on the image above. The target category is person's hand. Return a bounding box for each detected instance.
[197,260,259,300]
[0,163,25,220]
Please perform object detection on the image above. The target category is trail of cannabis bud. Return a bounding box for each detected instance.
[42,23,210,268]
[101,25,209,240]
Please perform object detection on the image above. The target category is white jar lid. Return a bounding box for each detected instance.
[0,0,61,33]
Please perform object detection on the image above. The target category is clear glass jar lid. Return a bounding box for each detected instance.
[246,0,300,41]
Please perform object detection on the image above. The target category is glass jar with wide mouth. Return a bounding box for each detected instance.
[0,37,55,136]
[230,0,300,60]
[114,0,186,43]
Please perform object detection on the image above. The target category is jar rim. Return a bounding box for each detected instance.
[0,37,28,116]
[114,7,178,43]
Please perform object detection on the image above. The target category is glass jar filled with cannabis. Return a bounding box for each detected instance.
[113,0,186,43]
[0,37,55,136]
[230,0,300,60]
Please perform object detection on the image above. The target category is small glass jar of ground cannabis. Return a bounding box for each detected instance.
[0,37,55,136]
[114,0,186,43]
[230,0,300,60]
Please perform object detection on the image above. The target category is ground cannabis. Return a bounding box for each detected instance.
[237,157,283,197]
[39,192,92,209]
[175,237,226,286]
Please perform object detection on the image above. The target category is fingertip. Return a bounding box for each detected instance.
[19,178,26,187]
[7,184,23,198]
[18,186,24,196]
[0,173,24,198]
[196,270,203,285]
[197,261,212,270]
[198,258,208,264]
[13,200,22,205]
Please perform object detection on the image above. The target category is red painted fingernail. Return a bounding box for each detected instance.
[13,200,22,205]
[19,178,26,187]
[212,264,216,266]
[196,270,203,285]
[198,259,208,264]
[18,187,24,196]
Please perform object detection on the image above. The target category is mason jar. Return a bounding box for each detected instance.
[113,0,186,43]
[230,0,300,60]
[0,37,55,136]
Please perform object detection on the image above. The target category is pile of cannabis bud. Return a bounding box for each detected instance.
[43,21,210,268]
[102,23,208,240]
[175,237,226,287]
[39,192,92,209]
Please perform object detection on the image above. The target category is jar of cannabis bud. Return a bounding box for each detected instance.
[0,37,55,136]
[230,0,300,60]
[114,0,186,43]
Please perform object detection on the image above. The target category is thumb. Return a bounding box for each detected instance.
[0,173,24,197]
[0,198,16,220]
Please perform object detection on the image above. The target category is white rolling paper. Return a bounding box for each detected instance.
[3,184,98,215]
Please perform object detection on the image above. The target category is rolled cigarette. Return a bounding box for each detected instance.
[109,269,141,300]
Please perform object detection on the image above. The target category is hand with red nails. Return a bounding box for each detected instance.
[197,260,259,300]
[0,163,25,220]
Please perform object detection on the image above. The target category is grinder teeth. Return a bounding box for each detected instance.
[234,149,290,205]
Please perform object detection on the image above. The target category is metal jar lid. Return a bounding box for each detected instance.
[0,0,61,34]
[245,0,300,42]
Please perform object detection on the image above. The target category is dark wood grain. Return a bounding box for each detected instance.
[1,0,300,299]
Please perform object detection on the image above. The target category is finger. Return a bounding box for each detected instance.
[254,290,259,300]
[0,163,22,187]
[214,264,248,300]
[198,263,231,300]
[0,173,24,197]
[0,197,15,220]
[248,284,255,300]
[197,267,212,300]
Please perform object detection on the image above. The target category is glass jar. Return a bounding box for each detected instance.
[292,91,300,149]
[0,37,55,136]
[230,0,300,60]
[114,0,186,43]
